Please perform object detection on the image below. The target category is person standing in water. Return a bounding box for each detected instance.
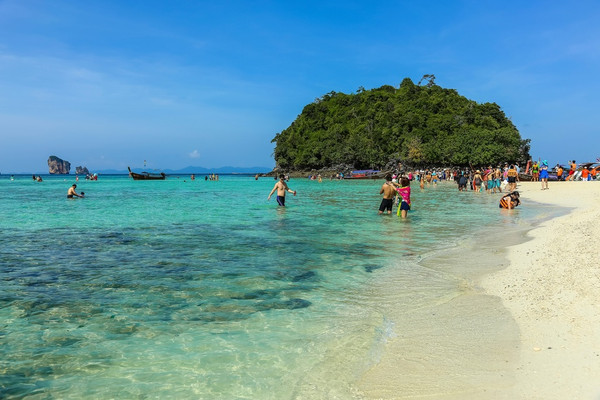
[67,184,82,198]
[472,170,483,193]
[396,176,411,219]
[507,164,518,192]
[268,174,296,206]
[378,174,396,215]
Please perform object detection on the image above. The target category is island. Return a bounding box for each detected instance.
[271,77,530,175]
[48,155,71,174]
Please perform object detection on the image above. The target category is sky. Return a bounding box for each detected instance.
[1,0,599,173]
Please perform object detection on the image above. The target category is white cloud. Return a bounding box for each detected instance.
[189,149,200,158]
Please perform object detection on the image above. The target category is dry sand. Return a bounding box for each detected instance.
[356,181,600,399]
[481,181,600,399]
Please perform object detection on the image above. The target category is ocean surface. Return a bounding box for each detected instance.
[0,174,551,399]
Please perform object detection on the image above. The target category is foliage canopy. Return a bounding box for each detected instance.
[272,78,530,170]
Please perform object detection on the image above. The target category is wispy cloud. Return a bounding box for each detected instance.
[189,149,200,158]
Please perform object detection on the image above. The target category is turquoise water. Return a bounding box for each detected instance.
[1,175,542,399]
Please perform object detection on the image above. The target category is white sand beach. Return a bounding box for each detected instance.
[357,181,600,399]
[481,181,600,399]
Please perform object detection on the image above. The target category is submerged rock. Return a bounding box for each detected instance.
[364,264,383,273]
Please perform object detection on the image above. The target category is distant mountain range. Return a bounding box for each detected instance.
[96,166,273,175]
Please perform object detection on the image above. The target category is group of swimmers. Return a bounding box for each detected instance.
[265,169,520,214]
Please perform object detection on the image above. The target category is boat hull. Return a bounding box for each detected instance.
[128,167,166,180]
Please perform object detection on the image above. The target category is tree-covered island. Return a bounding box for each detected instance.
[271,77,530,174]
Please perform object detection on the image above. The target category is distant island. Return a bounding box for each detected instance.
[271,77,531,173]
[48,155,71,174]
[96,166,273,175]
[4,165,272,175]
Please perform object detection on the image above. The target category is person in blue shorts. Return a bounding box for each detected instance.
[268,175,296,206]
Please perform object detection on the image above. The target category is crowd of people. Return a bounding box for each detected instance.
[377,167,525,217]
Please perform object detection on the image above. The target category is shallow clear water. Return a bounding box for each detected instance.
[0,175,543,399]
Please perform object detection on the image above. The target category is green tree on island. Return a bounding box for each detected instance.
[272,78,530,171]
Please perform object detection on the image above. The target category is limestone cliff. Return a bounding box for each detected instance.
[48,156,71,174]
[75,166,90,175]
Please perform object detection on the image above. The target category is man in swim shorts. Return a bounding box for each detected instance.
[378,174,396,214]
[67,184,81,198]
[494,167,503,193]
[567,160,577,181]
[268,174,296,206]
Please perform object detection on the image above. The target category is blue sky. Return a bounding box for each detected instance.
[1,0,599,173]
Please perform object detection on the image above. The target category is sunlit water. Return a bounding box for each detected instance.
[0,175,551,399]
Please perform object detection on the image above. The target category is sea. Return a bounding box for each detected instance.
[0,174,559,399]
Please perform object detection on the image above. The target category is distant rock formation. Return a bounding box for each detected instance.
[48,155,71,174]
[75,166,90,175]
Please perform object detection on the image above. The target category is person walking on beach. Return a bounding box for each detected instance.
[378,174,396,215]
[581,165,590,182]
[268,174,296,207]
[531,161,539,182]
[567,160,577,181]
[556,164,564,181]
[540,160,549,190]
[67,184,82,198]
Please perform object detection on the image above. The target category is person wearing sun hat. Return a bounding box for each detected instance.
[539,160,549,190]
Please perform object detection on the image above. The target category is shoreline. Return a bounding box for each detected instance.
[481,181,600,399]
[354,181,600,399]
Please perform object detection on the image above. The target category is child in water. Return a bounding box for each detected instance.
[396,177,411,218]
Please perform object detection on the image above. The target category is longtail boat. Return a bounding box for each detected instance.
[128,167,166,180]
[346,170,390,179]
